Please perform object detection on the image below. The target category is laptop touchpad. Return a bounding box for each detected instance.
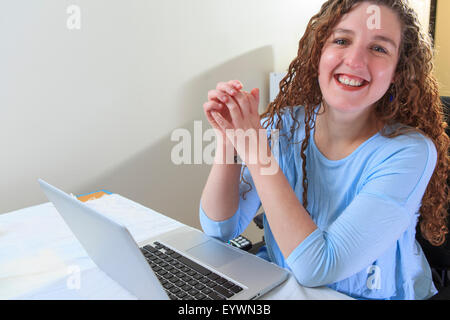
[186,240,242,268]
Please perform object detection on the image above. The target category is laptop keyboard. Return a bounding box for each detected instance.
[140,241,244,300]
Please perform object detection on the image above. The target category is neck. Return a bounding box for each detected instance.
[315,101,382,146]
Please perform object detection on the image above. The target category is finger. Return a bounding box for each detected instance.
[228,80,243,90]
[215,82,242,111]
[214,82,244,118]
[217,82,239,96]
[251,88,260,103]
[211,111,233,131]
[203,101,224,129]
[208,89,231,105]
[249,88,260,114]
[220,92,243,123]
[231,90,251,118]
[241,89,258,115]
[203,100,223,113]
[242,91,253,115]
[206,111,220,130]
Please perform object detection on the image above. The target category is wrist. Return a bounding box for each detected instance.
[244,138,279,175]
[246,153,279,176]
[214,139,237,165]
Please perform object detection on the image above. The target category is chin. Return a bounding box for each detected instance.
[322,97,372,113]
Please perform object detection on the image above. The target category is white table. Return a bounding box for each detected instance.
[0,193,352,300]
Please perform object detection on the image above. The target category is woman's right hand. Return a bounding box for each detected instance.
[203,80,243,145]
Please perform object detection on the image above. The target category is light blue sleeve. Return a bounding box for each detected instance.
[286,136,438,287]
[199,163,262,242]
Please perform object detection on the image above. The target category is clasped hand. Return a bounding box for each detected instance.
[203,80,269,165]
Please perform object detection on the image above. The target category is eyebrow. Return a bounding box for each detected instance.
[333,28,398,50]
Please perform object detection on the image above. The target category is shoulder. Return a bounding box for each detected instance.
[361,126,437,204]
[372,126,437,168]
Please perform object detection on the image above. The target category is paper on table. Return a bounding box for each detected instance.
[0,203,86,299]
[82,194,183,243]
[260,274,354,300]
[1,195,183,299]
[17,266,137,300]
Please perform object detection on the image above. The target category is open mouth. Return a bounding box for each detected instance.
[334,74,369,90]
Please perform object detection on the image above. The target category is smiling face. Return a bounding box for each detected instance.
[318,2,402,114]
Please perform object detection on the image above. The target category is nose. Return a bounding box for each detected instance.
[344,43,367,70]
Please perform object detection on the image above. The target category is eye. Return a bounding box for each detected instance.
[334,38,348,45]
[373,45,388,54]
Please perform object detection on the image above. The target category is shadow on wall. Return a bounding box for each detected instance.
[80,46,275,229]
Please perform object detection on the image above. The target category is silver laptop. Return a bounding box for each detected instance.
[38,179,289,300]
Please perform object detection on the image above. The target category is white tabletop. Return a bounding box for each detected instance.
[0,194,352,300]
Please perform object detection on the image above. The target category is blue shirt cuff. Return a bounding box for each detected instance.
[285,228,325,286]
[199,201,240,242]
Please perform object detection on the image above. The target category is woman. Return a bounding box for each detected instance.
[200,0,449,300]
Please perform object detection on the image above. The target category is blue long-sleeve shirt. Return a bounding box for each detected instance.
[199,105,438,300]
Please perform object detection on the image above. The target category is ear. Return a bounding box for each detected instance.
[391,73,397,84]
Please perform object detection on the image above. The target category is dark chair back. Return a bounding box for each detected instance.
[416,96,450,296]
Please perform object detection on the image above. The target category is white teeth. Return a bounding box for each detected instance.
[338,75,364,87]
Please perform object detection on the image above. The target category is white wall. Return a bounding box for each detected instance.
[408,0,431,34]
[0,0,324,241]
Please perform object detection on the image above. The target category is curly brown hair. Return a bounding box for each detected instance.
[243,0,449,246]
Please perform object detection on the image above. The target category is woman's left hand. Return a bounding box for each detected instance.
[210,87,267,165]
